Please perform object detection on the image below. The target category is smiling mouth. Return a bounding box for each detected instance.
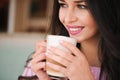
[67,26,84,35]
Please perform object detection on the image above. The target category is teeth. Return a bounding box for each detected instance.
[70,28,81,31]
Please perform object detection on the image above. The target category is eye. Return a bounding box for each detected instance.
[77,4,88,9]
[59,3,68,8]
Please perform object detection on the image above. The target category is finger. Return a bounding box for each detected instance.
[46,62,66,75]
[33,41,47,58]
[31,62,46,72]
[35,40,47,53]
[32,53,46,63]
[31,62,50,79]
[60,41,82,57]
[46,50,70,67]
[36,40,47,50]
[48,46,75,62]
[36,71,51,80]
[32,49,46,59]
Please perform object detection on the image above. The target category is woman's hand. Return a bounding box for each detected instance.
[31,40,51,80]
[46,41,94,80]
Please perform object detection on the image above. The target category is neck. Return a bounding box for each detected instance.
[80,35,101,67]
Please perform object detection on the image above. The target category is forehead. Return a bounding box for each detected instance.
[58,0,85,1]
[58,0,86,3]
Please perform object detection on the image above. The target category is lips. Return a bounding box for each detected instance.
[67,25,84,35]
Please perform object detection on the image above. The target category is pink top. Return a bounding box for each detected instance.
[22,63,105,80]
[91,67,101,80]
[22,63,36,76]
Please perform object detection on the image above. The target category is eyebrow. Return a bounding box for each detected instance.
[58,0,85,3]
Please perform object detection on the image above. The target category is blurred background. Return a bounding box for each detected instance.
[0,0,53,80]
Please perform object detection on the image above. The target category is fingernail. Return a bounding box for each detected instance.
[45,52,48,55]
[47,46,51,50]
[60,40,64,43]
[46,62,51,65]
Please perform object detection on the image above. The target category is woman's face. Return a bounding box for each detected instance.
[58,0,99,43]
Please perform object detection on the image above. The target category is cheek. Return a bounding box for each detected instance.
[59,9,65,23]
[87,17,98,32]
[86,17,98,37]
[80,12,98,31]
[87,13,97,27]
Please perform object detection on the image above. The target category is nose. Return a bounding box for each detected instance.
[64,9,78,24]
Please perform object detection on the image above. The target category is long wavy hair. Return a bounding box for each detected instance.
[47,0,120,80]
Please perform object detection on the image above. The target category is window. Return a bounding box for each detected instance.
[30,0,47,18]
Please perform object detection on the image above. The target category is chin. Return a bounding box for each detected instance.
[69,35,80,43]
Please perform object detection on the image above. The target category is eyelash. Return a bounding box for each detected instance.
[77,4,88,9]
[59,3,67,8]
[59,3,88,9]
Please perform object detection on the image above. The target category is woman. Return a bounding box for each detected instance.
[31,0,120,80]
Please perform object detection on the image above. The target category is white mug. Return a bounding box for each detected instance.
[46,35,77,78]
